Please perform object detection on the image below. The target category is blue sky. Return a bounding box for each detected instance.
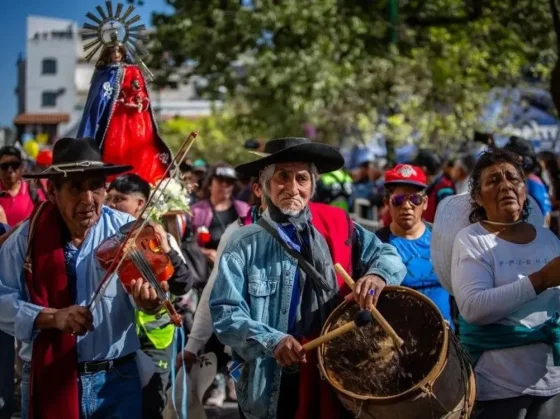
[0,0,171,127]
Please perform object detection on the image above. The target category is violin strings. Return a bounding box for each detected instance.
[129,250,167,301]
[129,251,160,292]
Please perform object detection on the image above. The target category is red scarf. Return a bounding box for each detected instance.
[24,201,80,419]
[296,203,354,419]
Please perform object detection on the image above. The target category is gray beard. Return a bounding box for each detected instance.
[279,207,303,217]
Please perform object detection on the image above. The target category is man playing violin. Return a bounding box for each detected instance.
[106,173,196,419]
[0,137,169,419]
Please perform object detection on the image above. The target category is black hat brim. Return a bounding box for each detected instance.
[235,143,344,178]
[23,164,133,179]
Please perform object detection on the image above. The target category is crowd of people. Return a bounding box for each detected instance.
[0,132,559,419]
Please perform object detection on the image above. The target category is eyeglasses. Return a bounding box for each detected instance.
[390,193,425,207]
[0,161,22,171]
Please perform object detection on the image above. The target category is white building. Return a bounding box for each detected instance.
[14,16,78,141]
[15,15,217,143]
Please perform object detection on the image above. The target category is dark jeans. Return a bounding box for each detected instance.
[475,393,560,419]
[237,372,299,419]
[142,347,172,419]
[0,331,14,419]
[22,357,142,419]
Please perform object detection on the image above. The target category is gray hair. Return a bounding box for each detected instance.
[259,163,318,199]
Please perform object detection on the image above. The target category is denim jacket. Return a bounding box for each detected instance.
[209,218,406,419]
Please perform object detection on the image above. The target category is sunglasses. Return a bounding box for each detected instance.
[0,161,22,171]
[390,193,425,207]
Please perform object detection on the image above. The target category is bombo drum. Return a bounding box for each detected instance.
[318,286,475,419]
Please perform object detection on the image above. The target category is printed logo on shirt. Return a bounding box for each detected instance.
[499,258,550,267]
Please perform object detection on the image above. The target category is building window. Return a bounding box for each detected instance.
[42,58,57,75]
[42,92,57,107]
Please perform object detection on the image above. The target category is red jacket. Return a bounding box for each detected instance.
[298,202,354,419]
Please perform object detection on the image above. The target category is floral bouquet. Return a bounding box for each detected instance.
[148,177,192,223]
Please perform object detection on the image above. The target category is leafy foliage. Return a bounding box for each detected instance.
[159,108,260,165]
[146,0,556,153]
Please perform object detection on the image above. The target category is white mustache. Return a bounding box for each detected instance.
[279,193,303,202]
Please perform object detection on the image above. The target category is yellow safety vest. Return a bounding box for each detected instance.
[135,309,175,350]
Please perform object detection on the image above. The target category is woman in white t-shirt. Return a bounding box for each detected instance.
[452,147,560,419]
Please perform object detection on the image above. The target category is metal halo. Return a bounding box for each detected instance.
[81,1,148,63]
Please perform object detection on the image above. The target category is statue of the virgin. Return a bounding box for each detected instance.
[77,2,171,184]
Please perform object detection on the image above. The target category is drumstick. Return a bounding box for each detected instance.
[302,310,373,352]
[335,263,404,347]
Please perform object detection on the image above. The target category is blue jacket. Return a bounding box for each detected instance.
[0,206,138,363]
[209,216,406,419]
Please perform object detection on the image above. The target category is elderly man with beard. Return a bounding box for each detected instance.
[0,138,169,419]
[209,138,407,419]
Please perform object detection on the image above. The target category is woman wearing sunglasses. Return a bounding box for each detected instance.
[375,164,453,326]
[0,146,45,227]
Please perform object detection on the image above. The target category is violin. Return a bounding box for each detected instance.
[87,131,198,327]
[95,222,182,326]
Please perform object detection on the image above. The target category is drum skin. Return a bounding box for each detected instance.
[318,286,476,419]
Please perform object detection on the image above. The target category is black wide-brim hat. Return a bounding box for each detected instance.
[24,137,133,179]
[235,137,344,178]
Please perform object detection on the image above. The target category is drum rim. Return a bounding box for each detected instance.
[318,285,449,402]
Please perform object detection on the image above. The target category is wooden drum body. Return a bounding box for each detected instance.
[318,286,475,419]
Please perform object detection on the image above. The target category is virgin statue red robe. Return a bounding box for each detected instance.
[77,63,172,185]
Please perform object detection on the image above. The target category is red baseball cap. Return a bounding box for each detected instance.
[384,164,427,188]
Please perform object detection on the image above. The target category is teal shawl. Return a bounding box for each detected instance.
[459,313,560,366]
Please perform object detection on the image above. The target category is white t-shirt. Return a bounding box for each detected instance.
[452,222,560,400]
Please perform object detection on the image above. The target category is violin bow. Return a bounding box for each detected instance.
[87,131,198,313]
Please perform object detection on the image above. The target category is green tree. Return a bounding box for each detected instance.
[160,108,262,165]
[147,0,556,153]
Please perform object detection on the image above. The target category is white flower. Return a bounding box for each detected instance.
[147,178,191,223]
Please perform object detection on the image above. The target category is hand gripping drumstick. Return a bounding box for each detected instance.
[334,263,404,347]
[302,310,374,352]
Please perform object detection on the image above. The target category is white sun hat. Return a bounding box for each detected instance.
[431,192,545,295]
